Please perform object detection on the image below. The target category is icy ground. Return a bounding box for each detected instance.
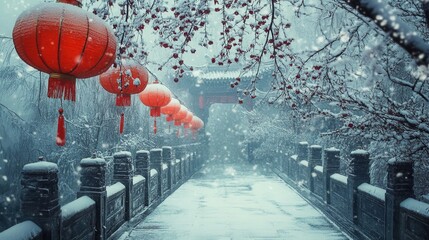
[120,161,349,240]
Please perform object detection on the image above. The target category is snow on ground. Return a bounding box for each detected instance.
[120,161,348,240]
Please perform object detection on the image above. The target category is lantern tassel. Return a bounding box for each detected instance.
[177,128,180,137]
[153,118,157,134]
[150,107,161,117]
[48,74,76,101]
[56,108,66,146]
[119,113,124,134]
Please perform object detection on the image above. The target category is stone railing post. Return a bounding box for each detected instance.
[136,150,150,206]
[323,148,340,203]
[347,150,370,223]
[112,151,133,220]
[175,147,183,181]
[77,154,107,240]
[150,149,163,198]
[162,146,173,191]
[21,159,61,240]
[297,141,309,161]
[385,160,414,240]
[308,145,322,192]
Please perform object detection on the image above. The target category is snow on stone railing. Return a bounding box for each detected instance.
[0,221,42,240]
[277,142,429,240]
[0,143,205,240]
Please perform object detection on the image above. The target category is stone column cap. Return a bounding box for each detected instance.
[22,162,58,173]
[136,150,150,155]
[351,149,369,156]
[299,141,309,145]
[388,158,413,165]
[162,146,172,150]
[113,151,132,158]
[80,157,106,166]
[310,145,322,149]
[325,147,340,152]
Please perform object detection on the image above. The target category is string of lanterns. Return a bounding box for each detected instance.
[11,0,204,146]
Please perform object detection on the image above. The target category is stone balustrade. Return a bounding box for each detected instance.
[0,143,203,240]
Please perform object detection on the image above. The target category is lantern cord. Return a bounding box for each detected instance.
[176,128,180,137]
[153,118,157,134]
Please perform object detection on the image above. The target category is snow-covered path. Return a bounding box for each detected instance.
[121,161,348,240]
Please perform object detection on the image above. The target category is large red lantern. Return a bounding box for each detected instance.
[161,98,181,122]
[13,0,116,102]
[100,63,148,134]
[139,81,172,133]
[12,0,116,146]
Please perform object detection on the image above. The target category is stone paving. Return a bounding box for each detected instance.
[121,161,349,240]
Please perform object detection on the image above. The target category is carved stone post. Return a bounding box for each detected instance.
[323,148,340,203]
[21,160,61,240]
[347,150,370,223]
[308,145,322,193]
[77,155,107,240]
[112,151,133,220]
[385,160,414,240]
[162,146,173,191]
[136,150,150,206]
[150,149,163,198]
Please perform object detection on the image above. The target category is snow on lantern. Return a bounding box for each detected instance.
[139,80,172,134]
[100,63,148,134]
[12,0,116,146]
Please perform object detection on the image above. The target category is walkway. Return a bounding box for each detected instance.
[120,161,349,240]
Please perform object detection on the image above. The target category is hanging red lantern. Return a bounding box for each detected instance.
[161,98,181,122]
[100,63,149,106]
[139,80,172,134]
[191,116,204,132]
[100,64,148,134]
[172,105,188,126]
[182,111,194,129]
[13,0,116,101]
[12,0,116,146]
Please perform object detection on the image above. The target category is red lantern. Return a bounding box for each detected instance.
[100,63,148,134]
[139,81,172,134]
[191,116,204,132]
[182,111,194,129]
[190,116,204,138]
[161,98,181,122]
[13,1,116,101]
[172,105,188,126]
[12,0,116,146]
[100,64,149,106]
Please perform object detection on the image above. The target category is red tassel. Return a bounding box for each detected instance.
[116,94,131,107]
[177,128,180,137]
[119,113,124,134]
[56,108,66,146]
[153,118,157,134]
[166,115,173,122]
[48,74,76,101]
[174,120,181,126]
